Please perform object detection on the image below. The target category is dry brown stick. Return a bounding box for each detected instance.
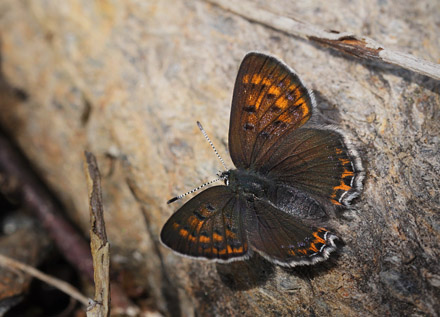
[84,151,110,317]
[0,253,89,306]
[206,0,440,80]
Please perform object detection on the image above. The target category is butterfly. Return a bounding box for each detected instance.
[160,52,364,267]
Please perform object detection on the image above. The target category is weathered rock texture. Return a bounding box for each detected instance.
[0,1,439,316]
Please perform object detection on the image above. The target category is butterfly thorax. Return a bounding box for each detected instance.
[225,168,328,220]
[226,169,274,200]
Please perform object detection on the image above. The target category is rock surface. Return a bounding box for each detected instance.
[0,0,439,316]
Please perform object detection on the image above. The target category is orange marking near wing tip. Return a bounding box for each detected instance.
[335,148,343,154]
[294,88,304,100]
[251,74,262,84]
[172,223,179,230]
[275,97,288,109]
[243,74,250,83]
[179,228,189,238]
[288,249,296,256]
[300,103,310,117]
[288,83,297,91]
[297,107,311,126]
[268,86,281,96]
[294,97,305,106]
[262,78,272,86]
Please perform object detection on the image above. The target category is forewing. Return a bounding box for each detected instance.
[229,52,315,169]
[244,197,337,267]
[160,186,249,262]
[260,128,364,206]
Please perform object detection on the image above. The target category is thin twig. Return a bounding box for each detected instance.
[84,151,111,317]
[206,0,440,80]
[0,253,89,306]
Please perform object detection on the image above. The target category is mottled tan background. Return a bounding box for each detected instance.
[0,0,439,316]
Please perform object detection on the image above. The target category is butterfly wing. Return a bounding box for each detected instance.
[243,197,337,267]
[160,186,249,262]
[260,128,364,206]
[229,52,315,169]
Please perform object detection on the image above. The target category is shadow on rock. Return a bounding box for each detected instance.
[216,253,275,291]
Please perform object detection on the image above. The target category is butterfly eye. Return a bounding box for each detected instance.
[222,174,230,186]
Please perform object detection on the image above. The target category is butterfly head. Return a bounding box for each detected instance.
[218,170,230,186]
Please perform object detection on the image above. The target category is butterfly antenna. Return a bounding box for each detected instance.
[167,122,228,204]
[197,121,228,171]
[167,176,222,204]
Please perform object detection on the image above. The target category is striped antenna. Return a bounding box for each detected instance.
[167,122,229,204]
[197,121,228,171]
[167,177,222,204]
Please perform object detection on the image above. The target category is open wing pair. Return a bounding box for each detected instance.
[161,52,364,266]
